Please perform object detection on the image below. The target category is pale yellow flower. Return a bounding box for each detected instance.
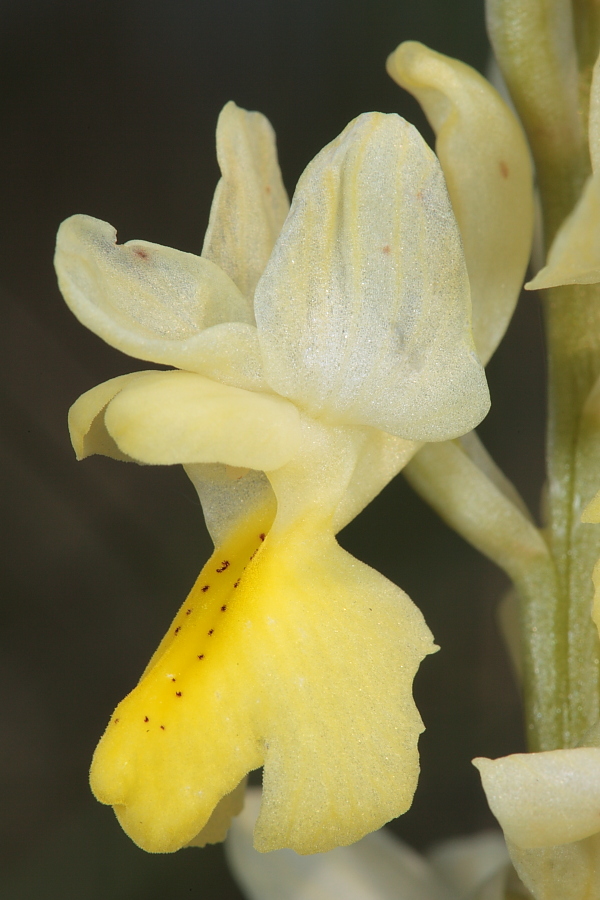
[475,749,600,900]
[55,103,489,855]
[526,49,600,290]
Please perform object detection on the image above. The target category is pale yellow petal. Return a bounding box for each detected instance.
[202,102,289,309]
[67,371,153,461]
[55,214,252,369]
[103,370,302,470]
[90,514,435,854]
[525,173,600,288]
[474,748,600,848]
[255,112,489,441]
[387,41,534,365]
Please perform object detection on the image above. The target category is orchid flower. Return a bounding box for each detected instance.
[475,747,600,900]
[55,102,489,856]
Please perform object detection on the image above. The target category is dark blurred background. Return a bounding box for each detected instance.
[0,1,545,897]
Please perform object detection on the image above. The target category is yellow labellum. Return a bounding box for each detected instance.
[91,499,435,854]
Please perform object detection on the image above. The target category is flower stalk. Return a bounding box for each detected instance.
[487,0,600,752]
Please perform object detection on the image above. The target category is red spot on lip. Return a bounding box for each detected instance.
[198,654,204,660]
[382,245,391,254]
[144,716,149,722]
[113,718,119,724]
[176,691,182,697]
[216,560,230,573]
[208,629,214,636]
[171,677,176,682]
[233,579,240,588]
[133,247,149,260]
[259,533,266,541]
[221,604,227,611]
[201,585,210,592]
[186,608,192,615]
[174,626,181,635]
[499,160,509,178]
[160,725,165,730]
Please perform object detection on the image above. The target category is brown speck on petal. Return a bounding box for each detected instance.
[499,160,509,178]
[216,560,230,573]
[201,585,210,592]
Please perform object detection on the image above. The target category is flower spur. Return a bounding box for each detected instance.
[55,103,489,855]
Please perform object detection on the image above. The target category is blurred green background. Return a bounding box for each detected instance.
[0,0,544,897]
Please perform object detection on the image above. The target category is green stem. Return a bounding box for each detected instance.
[487,0,600,748]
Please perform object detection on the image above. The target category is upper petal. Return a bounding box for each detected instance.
[55,214,252,369]
[202,102,289,311]
[474,749,600,848]
[254,112,489,442]
[387,41,534,365]
[103,370,302,471]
